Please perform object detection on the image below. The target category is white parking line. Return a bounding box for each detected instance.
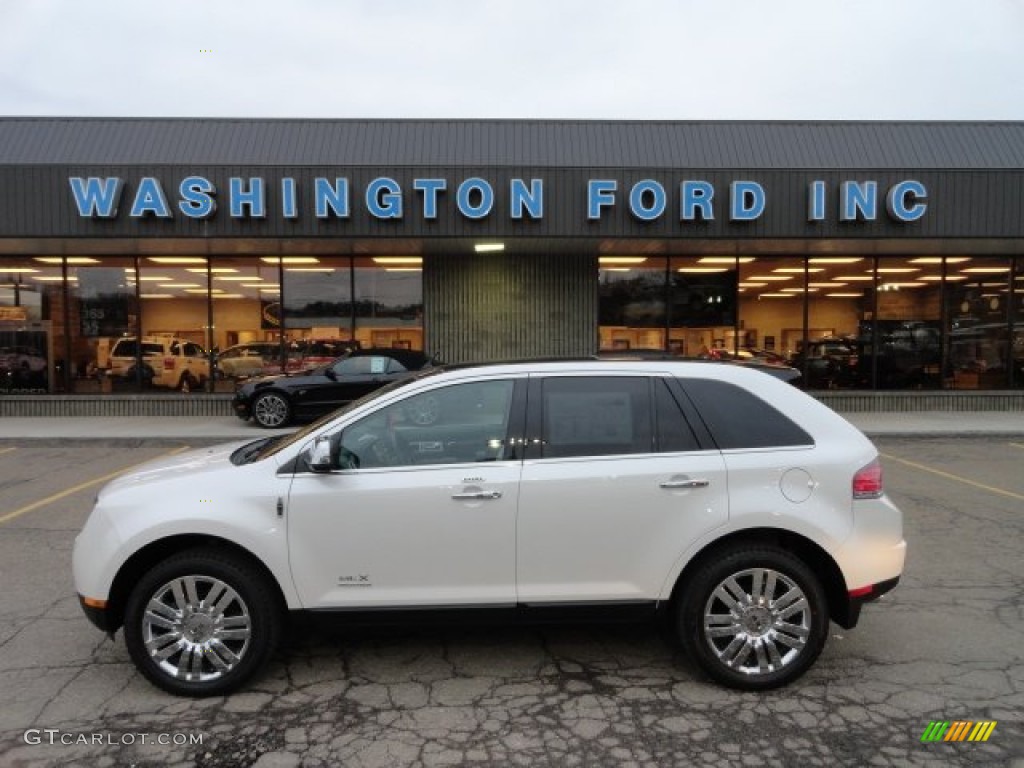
[0,446,190,525]
[881,452,1024,503]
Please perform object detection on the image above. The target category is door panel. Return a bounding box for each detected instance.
[517,451,728,602]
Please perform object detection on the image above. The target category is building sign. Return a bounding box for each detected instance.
[68,175,928,225]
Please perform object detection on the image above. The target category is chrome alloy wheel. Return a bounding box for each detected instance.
[253,393,289,427]
[702,568,811,677]
[142,576,252,683]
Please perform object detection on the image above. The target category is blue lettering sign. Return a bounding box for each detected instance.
[281,178,298,219]
[367,177,403,219]
[457,178,494,219]
[840,181,878,221]
[229,177,266,218]
[681,181,714,221]
[178,176,216,219]
[730,181,765,221]
[510,178,543,219]
[629,180,666,221]
[69,177,123,218]
[886,180,928,222]
[314,178,350,218]
[808,180,826,222]
[588,180,617,220]
[130,177,172,219]
[413,178,446,219]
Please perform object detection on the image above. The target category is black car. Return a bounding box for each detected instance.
[233,348,437,428]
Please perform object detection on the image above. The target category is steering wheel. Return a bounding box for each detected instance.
[356,430,403,467]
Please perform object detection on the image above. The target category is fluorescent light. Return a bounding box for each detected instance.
[0,268,41,273]
[214,276,263,281]
[148,257,207,264]
[808,282,847,288]
[920,275,967,282]
[602,268,633,273]
[773,267,824,273]
[747,275,793,281]
[186,267,238,273]
[738,282,767,288]
[259,288,281,293]
[835,275,875,281]
[211,293,245,299]
[874,267,920,274]
[385,268,422,272]
[600,257,648,265]
[909,257,971,264]
[158,283,201,288]
[961,267,1010,273]
[372,257,422,265]
[185,288,223,294]
[260,257,320,264]
[759,293,795,298]
[698,257,755,264]
[781,287,819,293]
[808,257,863,264]
[140,293,175,299]
[33,275,75,281]
[678,267,728,273]
[474,243,505,253]
[285,268,335,273]
[826,293,864,298]
[35,257,99,264]
[244,283,278,288]
[137,276,173,281]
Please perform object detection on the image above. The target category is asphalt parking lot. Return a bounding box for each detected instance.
[0,437,1021,768]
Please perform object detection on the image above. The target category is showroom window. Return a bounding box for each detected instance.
[1,258,62,394]
[352,256,423,350]
[946,257,1013,389]
[598,257,667,352]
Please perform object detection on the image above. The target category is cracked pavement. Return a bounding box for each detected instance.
[0,438,1021,767]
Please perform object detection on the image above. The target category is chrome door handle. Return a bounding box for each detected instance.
[659,479,710,489]
[451,491,503,500]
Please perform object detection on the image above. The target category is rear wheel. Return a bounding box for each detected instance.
[676,545,829,690]
[178,372,197,393]
[123,548,282,697]
[252,392,291,428]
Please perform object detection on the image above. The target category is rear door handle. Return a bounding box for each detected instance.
[659,479,710,489]
[451,491,503,500]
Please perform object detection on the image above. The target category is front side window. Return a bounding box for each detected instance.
[338,379,516,469]
[540,377,652,458]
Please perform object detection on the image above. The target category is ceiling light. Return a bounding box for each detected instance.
[260,257,320,264]
[738,282,767,288]
[137,276,173,281]
[808,257,863,264]
[185,288,223,294]
[1,268,41,273]
[808,282,847,288]
[32,275,74,281]
[835,275,875,281]
[882,282,926,289]
[148,257,207,264]
[158,283,201,288]
[244,283,278,288]
[214,276,262,281]
[747,275,793,281]
[600,257,647,265]
[698,257,755,264]
[285,268,335,273]
[773,267,825,273]
[259,288,281,293]
[186,267,239,273]
[874,267,920,274]
[677,268,728,273]
[474,243,505,253]
[759,293,795,298]
[909,257,971,264]
[385,268,422,273]
[373,257,423,265]
[140,293,175,299]
[919,275,967,282]
[602,268,633,273]
[961,267,1010,273]
[211,293,245,299]
[35,257,100,264]
[826,293,864,298]
[781,287,819,293]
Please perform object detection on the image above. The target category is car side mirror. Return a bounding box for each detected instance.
[324,366,337,381]
[305,436,334,473]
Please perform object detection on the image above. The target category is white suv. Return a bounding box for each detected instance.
[106,336,210,391]
[73,360,905,696]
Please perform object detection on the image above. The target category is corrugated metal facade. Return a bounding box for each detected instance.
[2,118,1024,169]
[424,253,596,362]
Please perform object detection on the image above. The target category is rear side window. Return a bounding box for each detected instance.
[655,379,701,452]
[680,378,813,449]
[540,377,652,458]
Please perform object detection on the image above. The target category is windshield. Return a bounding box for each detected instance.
[248,367,445,462]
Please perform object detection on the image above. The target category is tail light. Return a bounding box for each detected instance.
[853,458,883,499]
[163,357,175,371]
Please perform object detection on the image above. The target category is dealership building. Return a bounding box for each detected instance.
[0,118,1022,405]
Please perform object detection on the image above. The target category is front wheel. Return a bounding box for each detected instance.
[675,545,829,690]
[123,548,282,697]
[252,391,292,428]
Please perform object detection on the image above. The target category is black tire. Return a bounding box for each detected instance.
[178,372,196,393]
[252,391,292,428]
[123,548,282,697]
[675,544,829,690]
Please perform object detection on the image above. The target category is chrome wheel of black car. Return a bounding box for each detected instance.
[252,392,291,428]
[124,549,281,697]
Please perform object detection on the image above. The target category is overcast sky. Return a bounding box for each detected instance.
[1,0,1022,120]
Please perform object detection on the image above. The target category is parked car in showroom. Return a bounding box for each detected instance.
[105,336,210,392]
[74,359,905,696]
[233,347,436,428]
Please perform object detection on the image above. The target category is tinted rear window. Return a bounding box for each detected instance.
[680,378,813,449]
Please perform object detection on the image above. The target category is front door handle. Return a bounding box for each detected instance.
[451,490,503,500]
[659,478,710,489]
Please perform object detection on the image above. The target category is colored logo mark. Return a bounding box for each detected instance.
[921,721,997,743]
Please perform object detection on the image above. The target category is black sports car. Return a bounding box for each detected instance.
[233,348,437,428]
